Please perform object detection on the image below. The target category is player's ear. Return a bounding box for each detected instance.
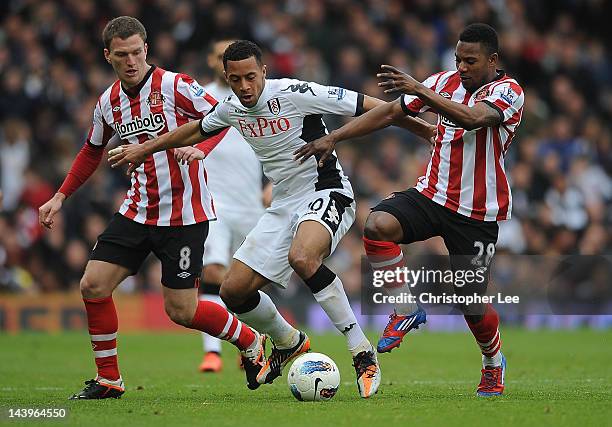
[104,48,111,64]
[262,64,267,79]
[143,43,148,57]
[489,52,498,67]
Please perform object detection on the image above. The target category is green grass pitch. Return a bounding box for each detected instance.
[1,329,611,426]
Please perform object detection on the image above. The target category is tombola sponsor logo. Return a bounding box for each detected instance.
[114,113,166,138]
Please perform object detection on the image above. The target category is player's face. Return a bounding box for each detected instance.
[207,40,232,83]
[104,35,149,88]
[455,41,497,93]
[224,56,266,108]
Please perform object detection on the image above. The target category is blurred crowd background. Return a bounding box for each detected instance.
[0,0,610,325]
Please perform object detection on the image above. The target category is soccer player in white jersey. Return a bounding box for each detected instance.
[109,40,434,398]
[178,39,266,373]
[37,17,267,399]
[295,24,524,397]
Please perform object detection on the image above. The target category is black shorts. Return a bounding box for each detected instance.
[372,188,499,298]
[90,213,209,289]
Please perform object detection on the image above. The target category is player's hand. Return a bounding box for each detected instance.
[174,146,205,165]
[38,193,65,229]
[293,133,336,167]
[428,124,437,148]
[377,65,421,95]
[108,144,148,175]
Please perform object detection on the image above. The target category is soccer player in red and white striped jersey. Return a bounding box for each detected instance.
[37,16,266,399]
[295,23,524,396]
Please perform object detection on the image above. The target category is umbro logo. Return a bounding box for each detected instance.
[112,106,121,112]
[177,272,191,279]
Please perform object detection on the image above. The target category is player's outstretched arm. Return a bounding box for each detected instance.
[294,99,433,166]
[392,115,436,141]
[378,65,501,130]
[362,95,434,140]
[108,120,202,174]
[293,101,393,165]
[412,85,501,130]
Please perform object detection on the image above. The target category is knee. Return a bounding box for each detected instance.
[288,247,320,279]
[220,276,246,309]
[164,301,194,327]
[80,275,107,299]
[364,212,400,242]
[202,264,226,285]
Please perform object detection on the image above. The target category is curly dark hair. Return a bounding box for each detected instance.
[222,40,263,69]
[459,23,499,55]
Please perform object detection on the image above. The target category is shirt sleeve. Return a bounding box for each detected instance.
[86,100,115,147]
[199,102,231,136]
[57,143,104,198]
[400,72,444,116]
[479,81,524,124]
[175,74,218,119]
[281,80,362,116]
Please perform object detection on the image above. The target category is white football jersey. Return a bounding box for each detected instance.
[202,81,263,213]
[199,79,362,200]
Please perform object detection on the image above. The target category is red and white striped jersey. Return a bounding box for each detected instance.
[89,66,220,226]
[401,70,524,221]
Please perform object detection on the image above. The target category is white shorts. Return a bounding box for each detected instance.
[233,189,355,288]
[203,209,263,268]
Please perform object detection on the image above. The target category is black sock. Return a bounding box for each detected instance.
[226,291,261,314]
[304,264,336,294]
[200,282,221,295]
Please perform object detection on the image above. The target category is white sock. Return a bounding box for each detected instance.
[383,283,419,315]
[313,276,370,356]
[200,294,223,354]
[237,291,299,349]
[482,351,503,368]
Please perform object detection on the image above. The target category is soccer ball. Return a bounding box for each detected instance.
[287,352,340,402]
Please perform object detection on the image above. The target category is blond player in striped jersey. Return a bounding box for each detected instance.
[38,17,268,399]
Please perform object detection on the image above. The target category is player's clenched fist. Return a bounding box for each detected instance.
[39,193,65,229]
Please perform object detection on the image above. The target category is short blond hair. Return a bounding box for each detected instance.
[102,16,147,50]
